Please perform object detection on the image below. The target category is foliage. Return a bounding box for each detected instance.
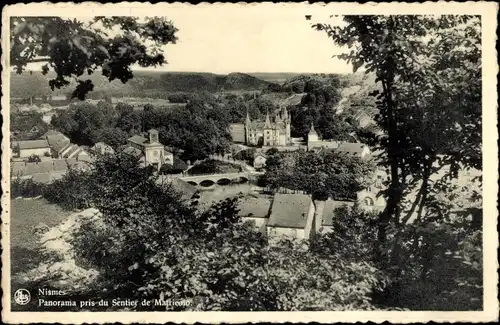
[188,160,241,175]
[27,155,42,163]
[312,15,482,264]
[51,102,115,145]
[11,17,178,99]
[286,78,350,140]
[11,178,46,198]
[10,111,48,139]
[311,204,379,262]
[156,100,232,161]
[91,127,129,149]
[13,152,387,311]
[264,150,375,200]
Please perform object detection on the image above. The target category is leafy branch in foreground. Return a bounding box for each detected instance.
[10,16,178,99]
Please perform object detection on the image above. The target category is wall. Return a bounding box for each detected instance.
[267,226,305,242]
[303,201,316,240]
[242,217,268,235]
[19,147,50,158]
[314,200,326,234]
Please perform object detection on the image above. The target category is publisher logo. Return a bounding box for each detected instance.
[14,289,31,305]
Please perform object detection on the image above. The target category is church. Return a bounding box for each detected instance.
[244,106,291,146]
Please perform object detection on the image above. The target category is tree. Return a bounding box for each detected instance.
[312,16,481,263]
[91,127,129,149]
[11,17,178,99]
[264,150,375,200]
[51,102,112,145]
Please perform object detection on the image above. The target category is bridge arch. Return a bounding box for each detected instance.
[200,180,215,187]
[187,181,198,186]
[217,178,231,185]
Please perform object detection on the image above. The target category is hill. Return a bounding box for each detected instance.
[10,70,272,100]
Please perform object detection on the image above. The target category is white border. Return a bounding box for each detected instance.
[2,2,498,323]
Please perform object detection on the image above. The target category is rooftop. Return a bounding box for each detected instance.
[319,200,355,226]
[336,143,368,155]
[267,193,313,229]
[16,140,50,150]
[237,197,272,219]
[127,135,148,146]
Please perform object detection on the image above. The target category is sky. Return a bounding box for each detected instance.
[157,8,352,74]
[19,8,352,75]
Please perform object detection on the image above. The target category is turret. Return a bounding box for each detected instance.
[245,110,251,127]
[264,109,272,129]
[149,129,159,143]
[308,122,319,142]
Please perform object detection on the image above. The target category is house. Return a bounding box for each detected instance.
[306,123,341,152]
[314,199,355,234]
[237,197,272,234]
[13,140,51,158]
[356,189,386,212]
[40,130,71,158]
[124,129,174,171]
[336,143,371,159]
[243,106,292,146]
[253,153,267,169]
[10,158,80,184]
[91,142,115,155]
[267,194,316,242]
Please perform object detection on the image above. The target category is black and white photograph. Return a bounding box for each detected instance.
[1,2,498,324]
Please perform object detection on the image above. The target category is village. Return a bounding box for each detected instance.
[10,93,389,243]
[6,11,487,315]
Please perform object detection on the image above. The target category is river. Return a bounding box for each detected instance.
[197,181,264,208]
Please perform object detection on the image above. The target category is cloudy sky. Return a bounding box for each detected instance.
[160,7,351,74]
[18,6,352,74]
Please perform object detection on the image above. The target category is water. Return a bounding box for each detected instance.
[198,181,263,208]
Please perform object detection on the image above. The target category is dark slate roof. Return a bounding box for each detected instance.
[267,194,313,229]
[127,135,148,146]
[122,146,143,157]
[319,200,355,226]
[17,140,50,150]
[51,138,72,153]
[237,197,272,219]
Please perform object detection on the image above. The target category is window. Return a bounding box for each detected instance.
[364,197,374,206]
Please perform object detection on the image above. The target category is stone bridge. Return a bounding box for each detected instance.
[161,171,264,188]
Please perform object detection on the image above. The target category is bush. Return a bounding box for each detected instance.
[11,178,46,198]
[27,155,42,163]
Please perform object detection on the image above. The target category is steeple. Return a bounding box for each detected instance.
[309,122,317,135]
[308,122,319,143]
[264,109,272,128]
[245,109,251,126]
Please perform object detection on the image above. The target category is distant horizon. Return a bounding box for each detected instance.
[15,68,352,76]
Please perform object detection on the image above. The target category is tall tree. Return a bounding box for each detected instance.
[10,17,178,99]
[312,15,481,262]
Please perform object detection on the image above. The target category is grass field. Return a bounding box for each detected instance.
[10,198,69,276]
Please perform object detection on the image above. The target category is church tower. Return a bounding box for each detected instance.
[244,110,252,145]
[282,105,291,145]
[263,110,273,146]
[308,122,319,142]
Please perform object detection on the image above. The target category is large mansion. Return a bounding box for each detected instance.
[231,106,292,147]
